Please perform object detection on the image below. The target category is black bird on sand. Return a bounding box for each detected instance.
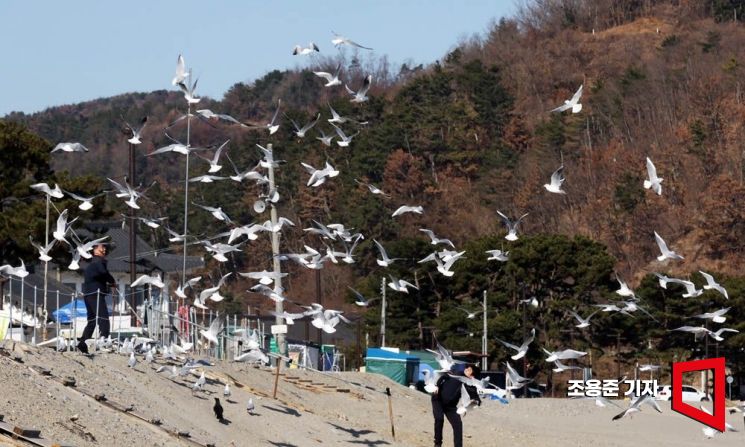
[213,397,224,421]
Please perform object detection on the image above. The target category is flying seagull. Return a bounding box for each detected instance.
[313,63,342,87]
[293,42,320,55]
[64,190,107,211]
[345,75,372,103]
[543,165,566,194]
[172,54,188,86]
[497,211,528,241]
[51,142,89,153]
[485,249,509,262]
[699,271,728,299]
[654,231,683,261]
[643,157,663,196]
[354,179,389,197]
[331,32,373,50]
[30,183,64,199]
[550,84,583,114]
[392,205,424,217]
[123,116,148,145]
[569,310,599,329]
[495,328,535,361]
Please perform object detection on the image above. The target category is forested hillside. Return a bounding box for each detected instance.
[3,0,745,377]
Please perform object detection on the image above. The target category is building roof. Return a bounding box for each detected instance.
[79,224,203,275]
[2,272,76,314]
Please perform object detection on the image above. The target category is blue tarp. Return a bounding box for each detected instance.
[52,299,87,323]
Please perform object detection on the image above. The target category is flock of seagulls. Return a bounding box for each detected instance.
[1,27,740,440]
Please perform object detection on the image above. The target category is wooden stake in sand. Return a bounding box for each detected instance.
[385,387,395,441]
[272,356,282,399]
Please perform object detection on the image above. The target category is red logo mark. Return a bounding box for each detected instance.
[671,357,725,432]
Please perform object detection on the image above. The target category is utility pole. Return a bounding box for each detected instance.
[380,277,386,347]
[482,290,487,370]
[128,140,137,326]
[316,269,322,346]
[616,331,622,378]
[42,194,50,341]
[266,144,287,360]
[704,320,710,396]
[181,98,192,290]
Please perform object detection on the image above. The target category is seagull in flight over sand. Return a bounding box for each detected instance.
[543,165,566,194]
[293,42,320,55]
[550,84,583,114]
[644,157,663,195]
[612,394,661,421]
[426,341,457,371]
[699,271,728,299]
[504,361,532,390]
[495,328,535,360]
[392,205,424,217]
[654,231,683,261]
[200,316,225,345]
[51,142,89,153]
[314,63,342,87]
[331,32,373,50]
[497,211,528,241]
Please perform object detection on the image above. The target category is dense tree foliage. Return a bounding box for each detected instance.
[4,0,745,380]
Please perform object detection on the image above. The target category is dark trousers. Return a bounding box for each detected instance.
[80,293,110,342]
[432,399,463,447]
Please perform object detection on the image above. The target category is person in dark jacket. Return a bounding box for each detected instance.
[77,243,116,354]
[432,364,481,447]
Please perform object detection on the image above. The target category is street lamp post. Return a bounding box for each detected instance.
[482,290,487,370]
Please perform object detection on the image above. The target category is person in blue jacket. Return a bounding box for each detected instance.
[77,243,116,354]
[431,363,481,447]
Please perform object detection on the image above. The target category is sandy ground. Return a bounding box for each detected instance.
[0,341,743,447]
